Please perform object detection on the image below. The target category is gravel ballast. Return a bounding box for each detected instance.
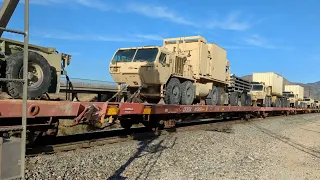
[26,114,320,179]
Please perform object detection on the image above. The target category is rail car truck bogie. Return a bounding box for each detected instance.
[109,36,252,106]
[0,38,72,99]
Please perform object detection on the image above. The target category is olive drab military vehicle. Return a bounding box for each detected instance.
[0,0,72,99]
[0,38,72,99]
[109,35,252,106]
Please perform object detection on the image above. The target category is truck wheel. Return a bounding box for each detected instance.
[264,97,268,107]
[229,92,238,106]
[246,94,252,106]
[165,78,181,104]
[217,87,225,105]
[240,93,246,106]
[206,86,219,105]
[267,97,272,107]
[5,51,51,99]
[275,98,281,107]
[181,81,195,105]
[279,99,285,107]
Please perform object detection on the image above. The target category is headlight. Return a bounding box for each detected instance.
[142,66,153,71]
[110,66,119,72]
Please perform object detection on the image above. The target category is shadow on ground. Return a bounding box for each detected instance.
[108,130,177,180]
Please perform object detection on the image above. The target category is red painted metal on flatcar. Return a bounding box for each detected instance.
[0,100,316,119]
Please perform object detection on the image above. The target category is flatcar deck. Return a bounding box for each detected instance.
[0,100,316,119]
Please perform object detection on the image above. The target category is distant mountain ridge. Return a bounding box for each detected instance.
[241,75,320,99]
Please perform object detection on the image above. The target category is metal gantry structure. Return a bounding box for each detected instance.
[0,0,29,179]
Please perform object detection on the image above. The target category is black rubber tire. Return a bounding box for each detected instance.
[267,97,272,107]
[180,81,195,105]
[246,94,252,106]
[164,78,181,104]
[275,98,281,107]
[5,51,51,99]
[206,86,219,105]
[217,87,225,105]
[293,101,297,108]
[229,92,238,106]
[264,96,271,107]
[284,99,289,107]
[271,97,276,107]
[262,97,267,107]
[240,93,246,106]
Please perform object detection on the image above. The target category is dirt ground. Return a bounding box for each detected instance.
[27,113,320,179]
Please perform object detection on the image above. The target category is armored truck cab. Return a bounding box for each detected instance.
[109,45,186,103]
[283,91,298,108]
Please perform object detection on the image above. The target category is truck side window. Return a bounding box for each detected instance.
[159,53,167,64]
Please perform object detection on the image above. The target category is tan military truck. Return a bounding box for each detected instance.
[0,38,72,99]
[283,84,304,108]
[109,35,252,105]
[301,97,315,108]
[282,91,298,107]
[250,72,288,107]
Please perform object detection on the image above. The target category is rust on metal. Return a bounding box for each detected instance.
[0,100,80,118]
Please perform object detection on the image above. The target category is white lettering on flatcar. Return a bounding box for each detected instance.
[194,107,203,112]
[183,107,192,112]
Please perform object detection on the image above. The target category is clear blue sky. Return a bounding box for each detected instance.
[2,0,320,83]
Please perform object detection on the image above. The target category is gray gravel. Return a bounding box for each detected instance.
[26,114,320,179]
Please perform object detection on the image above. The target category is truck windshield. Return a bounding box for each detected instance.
[251,85,263,91]
[113,49,136,62]
[287,94,294,98]
[112,48,158,62]
[133,48,158,62]
[304,99,310,101]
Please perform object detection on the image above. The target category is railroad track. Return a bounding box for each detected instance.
[25,114,293,156]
